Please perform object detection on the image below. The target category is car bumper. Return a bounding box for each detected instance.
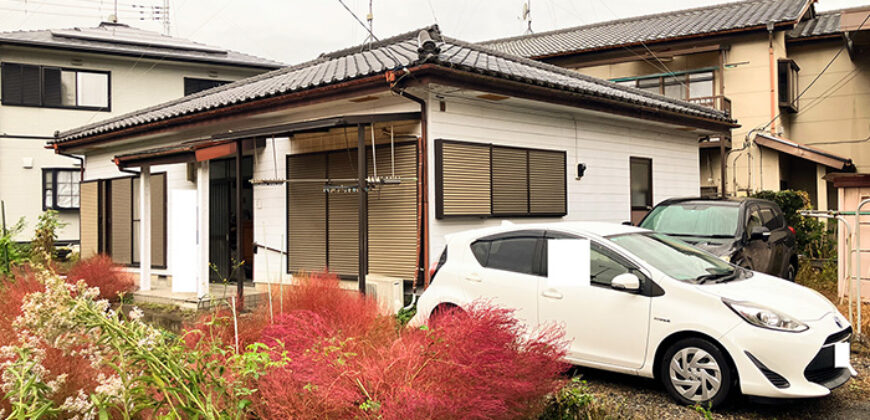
[721,312,856,398]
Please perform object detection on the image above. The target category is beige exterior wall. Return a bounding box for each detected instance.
[0,44,268,242]
[563,30,858,208]
[787,39,870,172]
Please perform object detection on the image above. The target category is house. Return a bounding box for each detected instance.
[50,26,735,305]
[482,0,869,212]
[0,21,282,249]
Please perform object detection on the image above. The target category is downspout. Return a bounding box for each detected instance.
[767,22,777,133]
[393,87,429,294]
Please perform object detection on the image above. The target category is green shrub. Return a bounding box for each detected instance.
[751,190,835,259]
[29,211,67,267]
[539,377,598,420]
[0,217,29,277]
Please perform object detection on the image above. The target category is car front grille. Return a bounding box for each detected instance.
[804,343,851,389]
[824,326,852,345]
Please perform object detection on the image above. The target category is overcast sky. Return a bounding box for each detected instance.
[0,0,867,64]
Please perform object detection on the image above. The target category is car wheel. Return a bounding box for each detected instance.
[785,261,798,282]
[429,303,461,329]
[660,338,734,408]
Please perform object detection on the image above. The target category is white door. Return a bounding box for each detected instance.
[541,238,651,369]
[470,232,543,327]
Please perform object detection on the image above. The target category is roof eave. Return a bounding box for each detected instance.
[528,21,801,61]
[0,39,282,70]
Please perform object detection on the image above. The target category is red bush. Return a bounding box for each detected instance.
[0,266,102,413]
[226,274,568,420]
[67,254,134,301]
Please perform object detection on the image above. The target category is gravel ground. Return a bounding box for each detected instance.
[570,344,870,419]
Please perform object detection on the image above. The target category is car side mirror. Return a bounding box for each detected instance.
[749,226,771,241]
[611,273,641,292]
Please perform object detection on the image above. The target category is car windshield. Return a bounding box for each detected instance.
[640,202,739,237]
[608,232,739,283]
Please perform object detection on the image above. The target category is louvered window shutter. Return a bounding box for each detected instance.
[287,154,327,273]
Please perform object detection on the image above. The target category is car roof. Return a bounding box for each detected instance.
[445,221,649,243]
[655,196,776,208]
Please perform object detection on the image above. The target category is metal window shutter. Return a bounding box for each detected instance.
[529,150,567,215]
[151,173,167,267]
[1,63,22,104]
[327,151,359,277]
[79,181,100,259]
[42,68,62,106]
[367,143,418,280]
[287,154,327,273]
[20,64,41,106]
[109,178,133,265]
[440,142,491,216]
[491,147,529,215]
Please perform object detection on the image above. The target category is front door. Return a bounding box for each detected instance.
[541,237,651,369]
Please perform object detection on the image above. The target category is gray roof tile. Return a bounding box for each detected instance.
[0,21,282,69]
[789,11,842,38]
[482,0,810,58]
[55,26,733,143]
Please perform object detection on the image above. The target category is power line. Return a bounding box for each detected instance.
[754,12,870,134]
[335,0,407,68]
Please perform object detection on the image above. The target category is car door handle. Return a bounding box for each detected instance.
[542,289,564,300]
[465,273,482,282]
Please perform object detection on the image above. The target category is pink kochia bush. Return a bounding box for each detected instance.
[66,254,134,301]
[202,273,569,419]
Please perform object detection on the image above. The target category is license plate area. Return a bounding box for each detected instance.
[834,342,850,368]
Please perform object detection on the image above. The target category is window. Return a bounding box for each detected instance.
[42,169,81,210]
[470,236,540,275]
[778,59,799,113]
[184,77,231,96]
[436,140,567,218]
[615,70,714,100]
[746,206,763,232]
[590,244,633,287]
[78,174,167,267]
[759,206,784,230]
[630,157,652,210]
[1,62,109,110]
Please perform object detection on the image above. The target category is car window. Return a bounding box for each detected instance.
[640,202,739,237]
[590,244,633,286]
[760,206,784,230]
[472,237,539,275]
[746,206,763,232]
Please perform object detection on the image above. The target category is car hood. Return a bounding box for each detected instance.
[697,273,837,321]
[674,236,737,257]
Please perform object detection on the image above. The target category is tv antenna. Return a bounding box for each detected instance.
[363,0,375,47]
[522,1,532,34]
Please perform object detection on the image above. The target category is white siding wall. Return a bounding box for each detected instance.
[426,94,701,265]
[83,147,193,277]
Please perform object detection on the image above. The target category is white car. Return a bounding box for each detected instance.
[414,222,855,407]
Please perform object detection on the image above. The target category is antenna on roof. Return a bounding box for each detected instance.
[163,0,171,35]
[112,0,119,23]
[522,1,532,34]
[363,0,375,48]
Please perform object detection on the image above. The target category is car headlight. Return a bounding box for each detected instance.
[723,298,808,333]
[719,254,732,263]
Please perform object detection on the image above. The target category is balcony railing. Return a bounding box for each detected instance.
[688,96,732,117]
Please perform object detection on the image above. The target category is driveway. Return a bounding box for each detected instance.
[572,344,870,419]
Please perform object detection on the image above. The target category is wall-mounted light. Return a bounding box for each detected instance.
[576,163,586,179]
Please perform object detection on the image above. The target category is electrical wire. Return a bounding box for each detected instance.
[335,0,408,68]
[753,11,870,134]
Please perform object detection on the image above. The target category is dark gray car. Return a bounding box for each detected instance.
[639,198,798,281]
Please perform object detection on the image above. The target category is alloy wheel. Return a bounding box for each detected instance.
[668,347,722,402]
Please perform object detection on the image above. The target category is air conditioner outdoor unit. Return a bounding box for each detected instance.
[365,274,404,315]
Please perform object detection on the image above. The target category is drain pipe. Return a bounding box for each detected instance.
[726,128,759,196]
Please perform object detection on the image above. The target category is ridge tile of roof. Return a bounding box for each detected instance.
[55,25,734,144]
[481,0,810,58]
[0,22,283,68]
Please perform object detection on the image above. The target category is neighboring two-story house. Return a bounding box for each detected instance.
[483,0,869,212]
[0,21,281,248]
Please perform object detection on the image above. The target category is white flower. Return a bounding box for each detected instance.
[128,307,144,321]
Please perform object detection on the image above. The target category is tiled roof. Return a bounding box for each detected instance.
[481,0,811,58]
[55,26,733,143]
[789,10,842,39]
[0,22,283,68]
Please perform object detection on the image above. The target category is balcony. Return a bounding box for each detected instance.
[688,96,732,117]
